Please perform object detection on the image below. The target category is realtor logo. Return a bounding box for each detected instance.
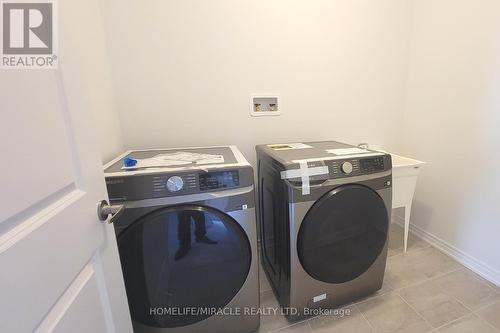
[1,0,57,68]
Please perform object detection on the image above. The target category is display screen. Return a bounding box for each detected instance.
[199,171,240,191]
[359,157,385,173]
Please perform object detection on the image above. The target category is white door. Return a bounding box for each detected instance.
[0,0,132,332]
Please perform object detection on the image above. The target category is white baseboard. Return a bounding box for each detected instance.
[392,214,500,288]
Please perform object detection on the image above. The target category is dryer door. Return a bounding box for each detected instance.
[297,184,388,284]
[117,205,251,328]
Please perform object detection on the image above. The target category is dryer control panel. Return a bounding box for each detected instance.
[359,156,386,173]
[326,155,390,179]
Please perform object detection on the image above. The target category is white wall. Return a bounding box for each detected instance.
[88,2,124,163]
[401,0,500,282]
[96,91,124,163]
[100,0,413,165]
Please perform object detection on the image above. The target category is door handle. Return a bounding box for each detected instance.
[97,200,124,224]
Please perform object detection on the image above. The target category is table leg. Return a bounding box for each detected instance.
[403,204,412,253]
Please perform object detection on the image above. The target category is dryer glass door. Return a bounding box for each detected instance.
[117,205,251,328]
[297,184,388,284]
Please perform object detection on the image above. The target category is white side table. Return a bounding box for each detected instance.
[390,154,426,252]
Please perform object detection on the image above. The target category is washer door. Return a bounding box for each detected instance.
[297,184,388,284]
[117,205,251,328]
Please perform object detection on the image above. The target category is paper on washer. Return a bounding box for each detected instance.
[122,152,224,170]
[325,148,370,156]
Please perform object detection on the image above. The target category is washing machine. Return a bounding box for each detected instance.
[104,146,259,333]
[256,141,392,320]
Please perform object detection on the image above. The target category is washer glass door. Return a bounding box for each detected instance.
[117,205,251,328]
[297,184,389,284]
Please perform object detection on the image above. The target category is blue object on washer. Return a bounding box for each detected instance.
[124,157,138,168]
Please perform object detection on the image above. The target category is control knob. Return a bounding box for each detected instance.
[341,161,353,174]
[166,176,184,192]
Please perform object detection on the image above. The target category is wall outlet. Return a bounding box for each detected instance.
[250,95,280,116]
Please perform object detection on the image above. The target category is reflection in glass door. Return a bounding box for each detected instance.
[118,205,251,328]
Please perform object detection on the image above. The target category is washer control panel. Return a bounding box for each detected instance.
[166,176,184,192]
[199,170,240,191]
[106,166,254,202]
[154,173,197,194]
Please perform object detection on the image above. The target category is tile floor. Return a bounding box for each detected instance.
[257,223,500,333]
